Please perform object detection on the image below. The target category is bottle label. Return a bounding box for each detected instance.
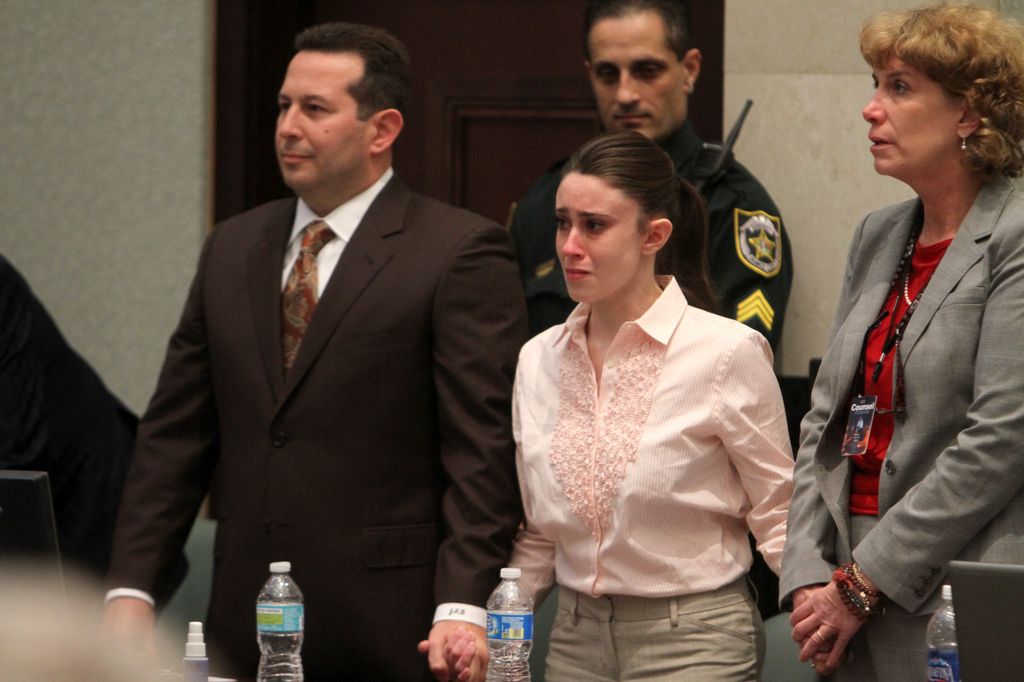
[486,612,533,641]
[927,648,960,682]
[256,603,304,633]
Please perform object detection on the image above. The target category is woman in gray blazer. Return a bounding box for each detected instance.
[781,5,1024,680]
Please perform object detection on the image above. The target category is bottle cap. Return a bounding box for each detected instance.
[941,584,953,601]
[185,621,206,658]
[270,561,291,573]
[500,567,521,580]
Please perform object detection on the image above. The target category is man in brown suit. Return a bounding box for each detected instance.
[103,23,526,681]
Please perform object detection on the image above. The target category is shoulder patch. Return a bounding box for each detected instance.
[734,209,782,278]
[534,258,556,279]
[736,290,774,330]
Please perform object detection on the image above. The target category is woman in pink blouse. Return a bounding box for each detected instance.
[505,131,794,680]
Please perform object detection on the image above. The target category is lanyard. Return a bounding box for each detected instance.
[871,268,922,384]
[853,221,925,422]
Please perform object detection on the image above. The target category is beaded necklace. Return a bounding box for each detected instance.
[856,220,929,422]
[870,223,923,379]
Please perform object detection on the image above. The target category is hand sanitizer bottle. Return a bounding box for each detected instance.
[183,620,209,682]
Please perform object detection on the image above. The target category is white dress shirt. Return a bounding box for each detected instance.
[281,167,393,294]
[510,278,794,602]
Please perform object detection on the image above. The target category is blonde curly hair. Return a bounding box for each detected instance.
[861,3,1024,177]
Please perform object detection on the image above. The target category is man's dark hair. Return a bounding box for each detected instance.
[584,0,693,59]
[294,22,410,119]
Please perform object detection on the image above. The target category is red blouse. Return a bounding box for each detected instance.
[850,237,953,516]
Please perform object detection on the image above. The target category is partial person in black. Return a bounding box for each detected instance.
[510,0,792,347]
[0,254,137,576]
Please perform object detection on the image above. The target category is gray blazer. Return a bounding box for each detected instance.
[781,176,1024,614]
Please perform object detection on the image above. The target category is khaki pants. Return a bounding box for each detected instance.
[545,578,765,681]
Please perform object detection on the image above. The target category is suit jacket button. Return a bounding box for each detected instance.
[884,460,896,475]
[272,432,287,448]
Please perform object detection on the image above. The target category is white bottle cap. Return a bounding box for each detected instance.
[941,584,953,601]
[500,567,521,579]
[270,561,291,573]
[185,621,206,658]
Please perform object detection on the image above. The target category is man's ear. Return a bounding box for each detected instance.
[368,108,404,155]
[681,48,702,94]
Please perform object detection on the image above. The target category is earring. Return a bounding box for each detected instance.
[961,135,968,150]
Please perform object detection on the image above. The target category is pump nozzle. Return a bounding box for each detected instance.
[185,621,206,658]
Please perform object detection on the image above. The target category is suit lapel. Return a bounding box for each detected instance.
[279,177,409,404]
[827,205,918,418]
[816,203,918,556]
[900,177,1009,360]
[247,200,298,403]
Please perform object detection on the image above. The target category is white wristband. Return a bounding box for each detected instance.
[433,603,487,628]
[104,588,156,607]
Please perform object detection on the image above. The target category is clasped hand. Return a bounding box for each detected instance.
[789,583,865,676]
[418,621,488,682]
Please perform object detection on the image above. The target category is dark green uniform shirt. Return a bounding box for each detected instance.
[509,120,793,348]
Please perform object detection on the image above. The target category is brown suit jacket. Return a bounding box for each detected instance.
[108,177,527,680]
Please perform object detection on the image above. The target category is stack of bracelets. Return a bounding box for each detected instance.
[832,562,883,620]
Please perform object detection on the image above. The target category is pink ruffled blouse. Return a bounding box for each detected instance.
[510,278,794,600]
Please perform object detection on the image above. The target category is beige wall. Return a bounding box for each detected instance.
[724,0,1004,377]
[0,0,211,412]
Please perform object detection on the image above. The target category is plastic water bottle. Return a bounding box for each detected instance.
[256,561,304,682]
[486,567,533,681]
[926,584,960,682]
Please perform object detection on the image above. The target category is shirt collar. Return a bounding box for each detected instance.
[661,119,702,176]
[288,167,394,248]
[555,276,688,346]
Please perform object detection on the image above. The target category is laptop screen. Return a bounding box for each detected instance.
[947,559,1024,682]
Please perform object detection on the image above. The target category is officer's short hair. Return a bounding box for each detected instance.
[584,0,693,60]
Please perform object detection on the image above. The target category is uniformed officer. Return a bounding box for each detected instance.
[510,0,792,347]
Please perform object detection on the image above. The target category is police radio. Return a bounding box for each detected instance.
[688,99,753,192]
